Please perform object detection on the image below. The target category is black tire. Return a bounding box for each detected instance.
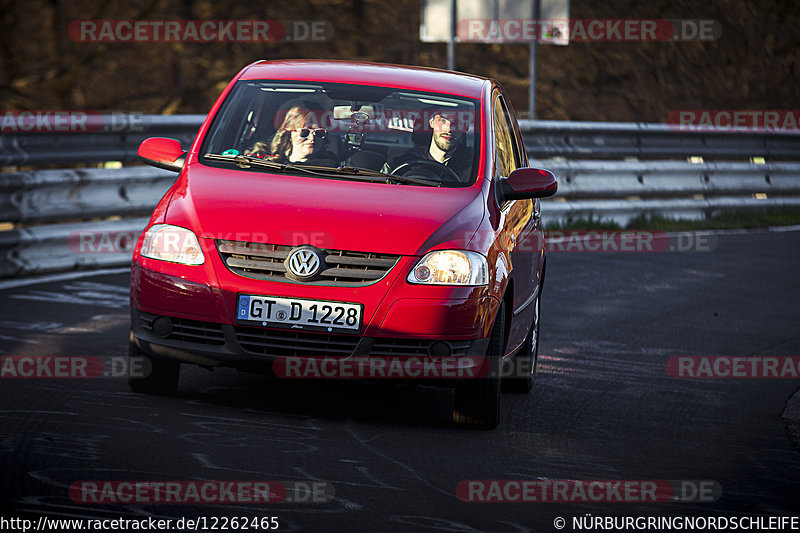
[453,306,504,429]
[503,290,540,393]
[127,341,180,395]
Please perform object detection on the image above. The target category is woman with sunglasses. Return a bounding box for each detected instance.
[245,102,338,167]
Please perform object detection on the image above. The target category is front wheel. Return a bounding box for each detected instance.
[128,340,180,395]
[453,306,504,429]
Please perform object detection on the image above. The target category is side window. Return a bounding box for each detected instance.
[493,95,520,178]
[503,97,527,168]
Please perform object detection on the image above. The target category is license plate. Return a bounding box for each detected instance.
[236,294,362,333]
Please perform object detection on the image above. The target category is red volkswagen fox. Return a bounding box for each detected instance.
[130,60,557,429]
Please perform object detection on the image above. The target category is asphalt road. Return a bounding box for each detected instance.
[1,229,799,532]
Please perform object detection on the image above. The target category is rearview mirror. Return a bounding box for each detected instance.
[138,137,186,172]
[332,105,375,121]
[498,167,558,202]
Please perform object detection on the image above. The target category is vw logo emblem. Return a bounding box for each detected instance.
[286,247,321,280]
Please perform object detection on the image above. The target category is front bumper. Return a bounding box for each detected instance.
[131,243,498,380]
[131,309,490,379]
[132,247,498,338]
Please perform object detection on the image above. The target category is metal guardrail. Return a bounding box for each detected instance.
[1,115,800,277]
[547,160,800,198]
[541,159,800,224]
[519,120,800,160]
[0,217,148,278]
[2,158,799,277]
[3,160,799,227]
[0,166,176,224]
[3,115,800,167]
[0,115,205,167]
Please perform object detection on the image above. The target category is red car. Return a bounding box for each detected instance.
[130,60,557,429]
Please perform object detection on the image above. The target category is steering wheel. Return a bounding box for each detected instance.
[391,159,461,183]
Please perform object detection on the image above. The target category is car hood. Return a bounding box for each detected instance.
[165,163,485,256]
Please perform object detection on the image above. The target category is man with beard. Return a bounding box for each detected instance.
[388,109,473,183]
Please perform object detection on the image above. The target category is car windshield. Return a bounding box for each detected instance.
[200,80,480,187]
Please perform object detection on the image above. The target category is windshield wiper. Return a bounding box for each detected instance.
[334,166,439,187]
[206,153,383,181]
[204,154,439,186]
[204,153,336,177]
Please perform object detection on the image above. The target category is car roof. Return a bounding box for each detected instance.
[239,59,489,99]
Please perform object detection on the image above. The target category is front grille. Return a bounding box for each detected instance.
[235,326,360,357]
[139,313,226,345]
[369,338,472,357]
[217,240,400,286]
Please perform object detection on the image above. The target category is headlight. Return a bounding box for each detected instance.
[140,224,204,265]
[407,250,488,286]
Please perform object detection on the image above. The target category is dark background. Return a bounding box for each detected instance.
[1,2,800,530]
[1,0,798,121]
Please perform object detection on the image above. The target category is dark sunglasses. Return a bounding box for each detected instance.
[292,128,327,139]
